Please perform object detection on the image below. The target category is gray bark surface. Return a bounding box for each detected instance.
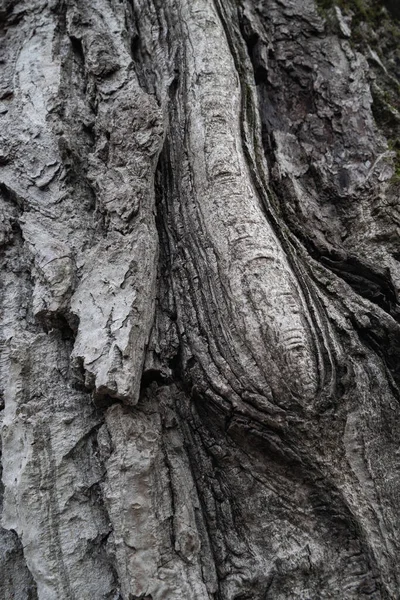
[1,0,400,598]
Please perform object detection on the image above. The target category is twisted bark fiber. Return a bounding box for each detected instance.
[1,0,400,598]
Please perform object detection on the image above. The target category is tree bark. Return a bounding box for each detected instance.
[1,0,400,598]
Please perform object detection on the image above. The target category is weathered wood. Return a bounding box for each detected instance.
[1,0,400,598]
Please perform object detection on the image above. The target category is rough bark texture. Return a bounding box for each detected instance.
[1,0,400,598]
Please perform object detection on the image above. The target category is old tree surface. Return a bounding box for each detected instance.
[1,0,400,598]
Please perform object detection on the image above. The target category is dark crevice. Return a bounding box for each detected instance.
[140,368,169,394]
[92,394,123,410]
[127,8,156,95]
[309,241,400,322]
[70,35,85,65]
[319,254,399,318]
[354,320,400,398]
[82,121,95,147]
[37,312,78,340]
[0,182,26,211]
[145,139,183,386]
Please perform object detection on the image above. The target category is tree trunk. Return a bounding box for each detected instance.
[1,0,400,598]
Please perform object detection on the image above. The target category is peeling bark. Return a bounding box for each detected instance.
[1,0,400,598]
